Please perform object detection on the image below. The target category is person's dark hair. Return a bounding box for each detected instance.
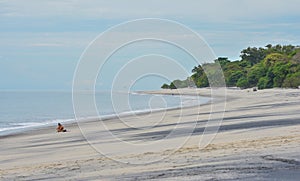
[58,123,61,126]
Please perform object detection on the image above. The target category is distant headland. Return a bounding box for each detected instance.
[162,44,300,90]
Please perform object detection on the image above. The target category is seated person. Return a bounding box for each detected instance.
[56,123,67,132]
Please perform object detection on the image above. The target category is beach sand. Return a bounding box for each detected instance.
[0,88,300,180]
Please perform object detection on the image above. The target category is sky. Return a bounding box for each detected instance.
[1,0,300,90]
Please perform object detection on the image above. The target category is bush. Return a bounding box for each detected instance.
[247,63,267,87]
[283,72,300,88]
[227,71,244,86]
[161,84,170,89]
[257,77,271,89]
[236,77,249,89]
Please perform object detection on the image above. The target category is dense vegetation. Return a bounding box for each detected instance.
[161,44,300,90]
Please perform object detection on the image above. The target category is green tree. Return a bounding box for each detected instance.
[282,72,300,88]
[214,57,230,68]
[191,64,209,88]
[292,50,300,63]
[272,62,290,87]
[203,63,224,87]
[247,63,267,87]
[240,47,266,66]
[169,82,176,89]
[161,84,170,89]
[172,79,185,88]
[161,44,300,90]
[236,77,249,89]
[227,71,244,86]
[191,65,204,80]
[263,53,288,67]
[194,75,209,87]
[257,77,271,89]
[223,61,244,86]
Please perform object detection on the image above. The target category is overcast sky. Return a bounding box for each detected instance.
[1,0,300,90]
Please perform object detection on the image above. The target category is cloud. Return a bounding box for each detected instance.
[1,0,300,22]
[0,32,97,49]
[29,43,64,47]
[1,0,300,91]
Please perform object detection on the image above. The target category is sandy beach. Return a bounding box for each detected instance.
[1,88,300,180]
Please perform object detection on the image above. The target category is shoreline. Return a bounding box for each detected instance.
[1,88,300,180]
[0,91,210,138]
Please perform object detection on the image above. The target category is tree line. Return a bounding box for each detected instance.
[162,44,300,90]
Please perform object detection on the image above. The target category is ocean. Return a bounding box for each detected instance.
[0,91,209,136]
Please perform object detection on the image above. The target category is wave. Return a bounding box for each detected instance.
[0,93,210,136]
[0,118,74,136]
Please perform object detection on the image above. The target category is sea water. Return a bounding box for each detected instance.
[0,91,209,136]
